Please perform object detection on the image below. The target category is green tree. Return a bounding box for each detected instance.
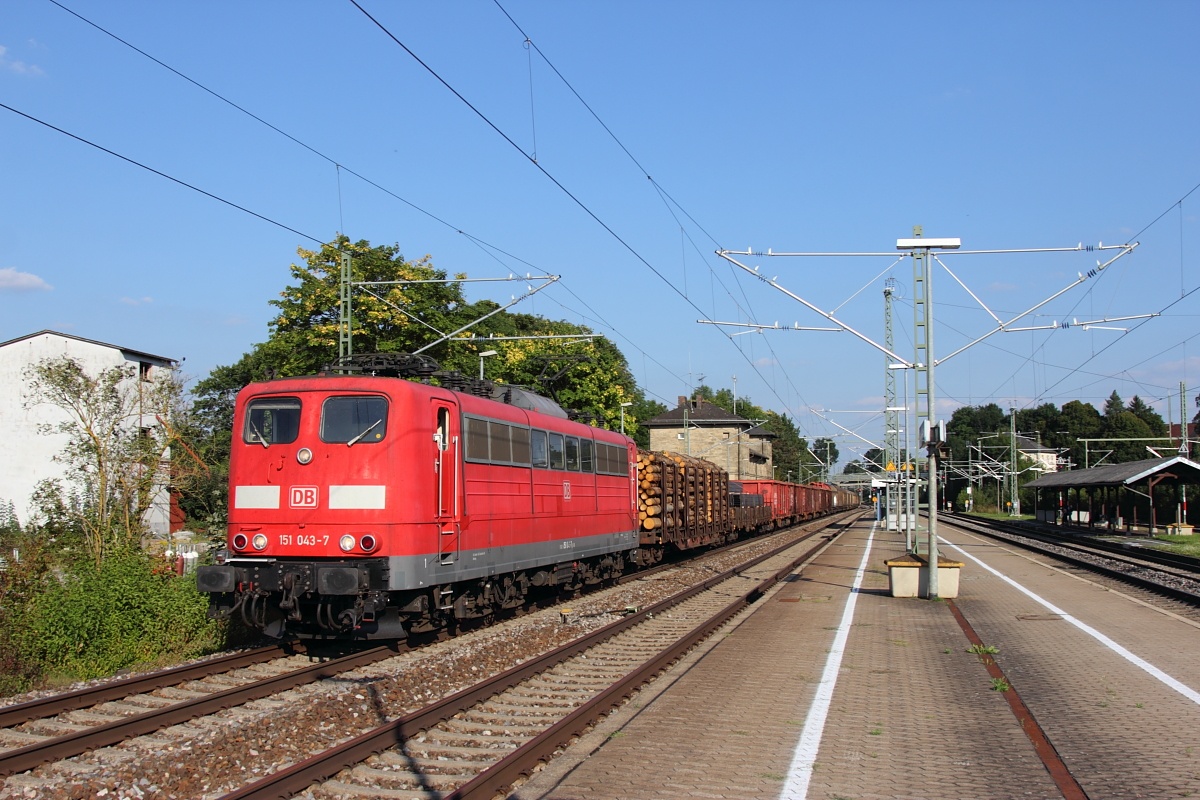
[186,237,655,527]
[1057,399,1103,468]
[812,438,839,478]
[1104,411,1154,462]
[1127,395,1167,436]
[1104,390,1125,418]
[843,459,867,474]
[862,447,885,472]
[23,357,190,565]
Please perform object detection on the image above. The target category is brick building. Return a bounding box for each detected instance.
[644,396,774,479]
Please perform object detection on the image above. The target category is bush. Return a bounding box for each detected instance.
[27,549,224,683]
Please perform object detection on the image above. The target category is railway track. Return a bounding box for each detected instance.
[0,645,403,778]
[0,511,859,794]
[218,511,861,800]
[945,513,1200,604]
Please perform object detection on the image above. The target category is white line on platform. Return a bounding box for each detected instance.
[779,520,877,800]
[940,536,1200,707]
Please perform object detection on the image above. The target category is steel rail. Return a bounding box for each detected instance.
[0,508,843,780]
[218,511,862,800]
[943,515,1200,605]
[953,513,1200,574]
[0,644,292,730]
[0,645,400,777]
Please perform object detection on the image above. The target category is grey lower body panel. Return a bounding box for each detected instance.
[386,529,638,591]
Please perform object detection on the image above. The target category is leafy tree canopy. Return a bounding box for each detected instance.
[185,238,663,526]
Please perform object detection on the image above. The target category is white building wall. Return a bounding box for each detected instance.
[0,332,174,534]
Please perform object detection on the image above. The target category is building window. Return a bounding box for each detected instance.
[139,362,153,382]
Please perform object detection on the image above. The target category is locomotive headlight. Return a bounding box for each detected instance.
[297,447,313,465]
[339,535,356,552]
[231,533,249,551]
[359,535,377,552]
[252,534,268,551]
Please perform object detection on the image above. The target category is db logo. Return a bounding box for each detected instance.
[290,486,319,508]
[562,481,572,500]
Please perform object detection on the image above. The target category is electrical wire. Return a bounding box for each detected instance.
[489,0,818,430]
[985,179,1200,404]
[45,0,704,401]
[0,101,323,244]
[349,0,808,426]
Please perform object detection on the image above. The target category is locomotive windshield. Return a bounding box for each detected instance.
[243,397,301,446]
[322,395,388,445]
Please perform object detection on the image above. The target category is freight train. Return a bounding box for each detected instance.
[196,353,858,640]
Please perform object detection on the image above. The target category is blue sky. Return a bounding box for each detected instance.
[3,1,1199,465]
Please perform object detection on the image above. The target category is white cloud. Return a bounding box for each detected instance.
[119,296,153,306]
[0,45,44,76]
[754,357,777,367]
[988,281,1018,292]
[0,267,52,292]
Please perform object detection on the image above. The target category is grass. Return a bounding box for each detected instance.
[1143,533,1200,557]
[968,644,1000,655]
[869,728,883,736]
[990,678,1010,692]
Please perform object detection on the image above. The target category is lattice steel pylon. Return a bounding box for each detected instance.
[338,249,353,370]
[883,279,900,533]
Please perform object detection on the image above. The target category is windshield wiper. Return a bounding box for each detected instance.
[249,420,270,448]
[347,419,382,447]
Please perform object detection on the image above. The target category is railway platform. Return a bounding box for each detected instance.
[512,515,1200,800]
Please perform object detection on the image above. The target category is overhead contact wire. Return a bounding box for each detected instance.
[0,102,322,244]
[350,0,807,422]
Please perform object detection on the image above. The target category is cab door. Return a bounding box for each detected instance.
[432,399,461,563]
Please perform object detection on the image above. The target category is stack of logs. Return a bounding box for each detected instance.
[636,449,728,537]
[636,451,669,532]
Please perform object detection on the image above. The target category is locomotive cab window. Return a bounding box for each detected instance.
[243,397,302,446]
[321,396,388,445]
[580,439,594,473]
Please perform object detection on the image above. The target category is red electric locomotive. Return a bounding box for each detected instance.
[197,354,639,640]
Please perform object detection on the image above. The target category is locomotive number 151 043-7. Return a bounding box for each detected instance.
[278,534,330,547]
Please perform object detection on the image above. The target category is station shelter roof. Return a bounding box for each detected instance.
[1023,455,1200,490]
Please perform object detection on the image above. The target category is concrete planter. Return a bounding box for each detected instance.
[885,553,964,598]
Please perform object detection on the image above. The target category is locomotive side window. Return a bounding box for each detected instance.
[594,442,628,476]
[488,422,512,463]
[565,437,580,471]
[321,396,388,445]
[548,433,565,470]
[243,397,301,446]
[531,430,548,468]
[510,427,532,465]
[466,417,490,461]
[580,439,594,473]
